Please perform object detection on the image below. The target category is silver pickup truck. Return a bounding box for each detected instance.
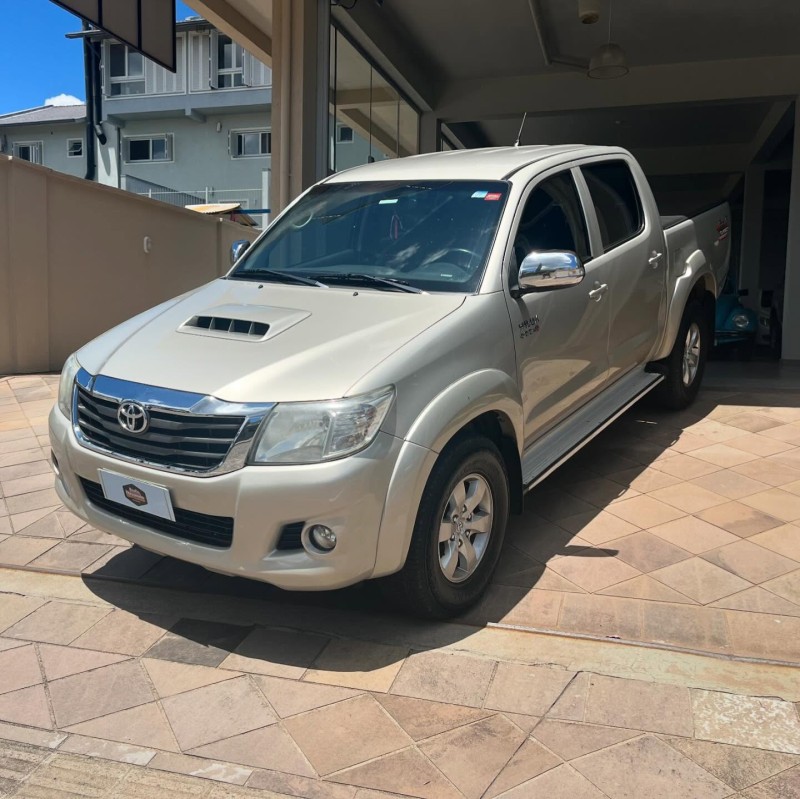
[50,145,730,617]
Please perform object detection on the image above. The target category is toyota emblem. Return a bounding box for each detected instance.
[117,401,150,434]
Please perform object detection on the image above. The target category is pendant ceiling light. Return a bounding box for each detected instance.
[588,1,629,79]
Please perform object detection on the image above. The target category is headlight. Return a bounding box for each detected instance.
[249,386,395,464]
[57,354,81,419]
[732,314,750,330]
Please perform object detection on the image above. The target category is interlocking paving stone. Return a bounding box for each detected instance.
[0,684,52,729]
[483,738,561,798]
[59,735,157,766]
[248,768,357,799]
[496,763,608,798]
[693,690,800,753]
[751,524,800,561]
[161,676,277,751]
[38,643,129,681]
[143,658,239,698]
[649,557,751,604]
[0,644,42,695]
[49,660,155,728]
[389,651,496,708]
[762,569,800,605]
[0,595,45,633]
[640,602,731,652]
[0,535,59,565]
[558,593,643,639]
[710,586,800,616]
[149,752,253,786]
[14,752,130,798]
[584,675,694,736]
[304,638,407,693]
[191,727,315,777]
[65,702,182,752]
[0,739,53,796]
[420,714,526,799]
[144,620,253,668]
[3,601,110,645]
[29,541,112,572]
[573,735,732,799]
[661,736,800,791]
[484,664,575,717]
[547,550,640,593]
[329,747,462,799]
[597,574,695,603]
[283,695,410,777]
[605,530,692,573]
[740,765,800,799]
[252,675,358,718]
[532,719,640,760]
[701,539,799,584]
[374,694,491,741]
[219,627,329,680]
[697,501,784,537]
[71,610,174,656]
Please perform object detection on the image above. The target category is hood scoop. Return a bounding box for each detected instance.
[178,304,311,342]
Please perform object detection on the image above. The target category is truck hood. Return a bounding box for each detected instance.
[79,279,465,403]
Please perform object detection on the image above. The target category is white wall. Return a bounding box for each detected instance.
[97,110,272,206]
[0,123,86,179]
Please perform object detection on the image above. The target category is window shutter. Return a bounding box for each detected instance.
[102,40,111,97]
[208,30,219,89]
[242,51,253,87]
[165,134,174,161]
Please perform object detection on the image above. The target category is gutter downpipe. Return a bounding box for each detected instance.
[82,21,97,180]
[278,0,291,212]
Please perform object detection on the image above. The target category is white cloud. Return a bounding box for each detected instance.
[44,94,83,107]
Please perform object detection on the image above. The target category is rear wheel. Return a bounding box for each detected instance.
[653,300,708,410]
[380,435,509,619]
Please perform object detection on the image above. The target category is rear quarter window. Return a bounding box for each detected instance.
[582,160,644,252]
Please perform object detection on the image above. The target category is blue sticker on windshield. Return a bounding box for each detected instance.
[471,191,489,199]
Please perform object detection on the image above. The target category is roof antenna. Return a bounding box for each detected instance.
[514,112,528,147]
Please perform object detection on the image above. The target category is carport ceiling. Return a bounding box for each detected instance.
[380,0,800,80]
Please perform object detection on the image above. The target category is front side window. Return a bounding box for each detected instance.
[581,160,644,252]
[67,139,83,158]
[217,35,244,88]
[124,135,173,163]
[230,180,510,293]
[109,43,146,96]
[13,142,42,164]
[232,130,270,158]
[513,172,590,268]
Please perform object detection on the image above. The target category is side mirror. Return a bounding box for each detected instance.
[516,250,585,295]
[230,239,251,265]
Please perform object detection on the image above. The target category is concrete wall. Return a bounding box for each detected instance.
[98,111,271,206]
[0,155,258,375]
[0,123,86,179]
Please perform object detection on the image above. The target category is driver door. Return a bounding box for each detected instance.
[504,168,612,448]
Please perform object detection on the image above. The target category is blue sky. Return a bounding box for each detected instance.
[0,1,196,115]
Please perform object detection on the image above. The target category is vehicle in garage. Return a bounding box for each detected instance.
[713,288,758,358]
[50,145,730,617]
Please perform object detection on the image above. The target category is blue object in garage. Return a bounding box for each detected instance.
[714,289,758,348]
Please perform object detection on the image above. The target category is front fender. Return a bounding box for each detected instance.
[372,370,523,577]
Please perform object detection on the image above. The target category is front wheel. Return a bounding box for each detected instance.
[653,300,708,410]
[380,435,509,619]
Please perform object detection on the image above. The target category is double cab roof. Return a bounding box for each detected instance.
[325,144,630,183]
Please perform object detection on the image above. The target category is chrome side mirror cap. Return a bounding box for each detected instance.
[516,250,585,295]
[230,239,251,265]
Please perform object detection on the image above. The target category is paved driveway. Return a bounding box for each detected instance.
[2,374,800,798]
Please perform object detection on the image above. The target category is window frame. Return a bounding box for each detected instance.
[108,42,146,97]
[216,33,245,89]
[67,138,84,158]
[230,128,271,159]
[12,141,43,164]
[580,158,646,254]
[123,133,174,164]
[507,168,593,272]
[336,125,354,144]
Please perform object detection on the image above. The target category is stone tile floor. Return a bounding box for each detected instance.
[3,374,800,796]
[3,375,800,662]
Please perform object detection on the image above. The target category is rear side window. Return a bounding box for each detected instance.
[582,161,644,251]
[513,172,590,267]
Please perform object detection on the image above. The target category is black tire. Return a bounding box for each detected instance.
[380,435,509,619]
[653,300,708,410]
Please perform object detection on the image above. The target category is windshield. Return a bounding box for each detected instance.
[230,180,510,293]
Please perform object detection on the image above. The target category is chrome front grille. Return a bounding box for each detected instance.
[72,370,274,476]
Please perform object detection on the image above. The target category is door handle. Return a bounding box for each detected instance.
[648,251,663,268]
[588,282,608,302]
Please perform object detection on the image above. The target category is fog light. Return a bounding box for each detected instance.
[309,525,337,551]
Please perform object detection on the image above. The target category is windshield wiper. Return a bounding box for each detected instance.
[230,269,328,288]
[323,273,424,294]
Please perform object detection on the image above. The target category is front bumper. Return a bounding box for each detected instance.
[49,405,405,590]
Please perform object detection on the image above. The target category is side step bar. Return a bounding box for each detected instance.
[522,370,664,491]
